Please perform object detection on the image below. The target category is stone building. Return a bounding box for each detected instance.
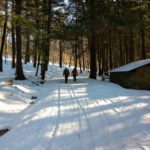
[109,59,150,90]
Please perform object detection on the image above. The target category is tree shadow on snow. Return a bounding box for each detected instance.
[0,77,149,149]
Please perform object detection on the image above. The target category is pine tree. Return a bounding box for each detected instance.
[15,0,26,80]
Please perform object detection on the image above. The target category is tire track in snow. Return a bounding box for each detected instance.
[47,82,83,150]
[68,84,96,150]
[51,88,61,137]
[33,82,62,150]
[45,84,61,137]
[67,85,84,150]
[69,85,91,130]
[43,82,62,150]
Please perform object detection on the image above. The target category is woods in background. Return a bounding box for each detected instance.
[0,0,150,80]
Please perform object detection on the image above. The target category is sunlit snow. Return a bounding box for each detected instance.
[0,59,150,150]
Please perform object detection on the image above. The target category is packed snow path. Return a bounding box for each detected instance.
[0,77,150,150]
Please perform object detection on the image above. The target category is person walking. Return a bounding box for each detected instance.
[72,67,78,82]
[63,68,70,83]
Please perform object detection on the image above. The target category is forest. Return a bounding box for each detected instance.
[0,0,150,80]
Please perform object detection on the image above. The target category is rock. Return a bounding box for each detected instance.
[30,101,35,104]
[0,129,9,136]
[31,96,37,99]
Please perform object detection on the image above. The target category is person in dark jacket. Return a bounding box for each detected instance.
[63,68,70,83]
[72,67,78,82]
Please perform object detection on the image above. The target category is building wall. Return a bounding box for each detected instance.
[110,65,150,90]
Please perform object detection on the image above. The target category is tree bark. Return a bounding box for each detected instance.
[79,53,82,73]
[88,0,97,79]
[69,55,72,67]
[108,28,112,70]
[141,27,146,59]
[35,54,40,77]
[11,21,16,68]
[0,0,8,72]
[25,33,30,64]
[33,38,38,68]
[15,0,26,80]
[118,30,123,65]
[81,37,85,71]
[40,0,52,80]
[59,40,63,68]
[97,45,102,76]
[129,29,135,62]
[45,0,51,70]
[33,0,40,68]
[124,30,128,64]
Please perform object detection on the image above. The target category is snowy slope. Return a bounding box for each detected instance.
[110,59,150,72]
[0,60,150,150]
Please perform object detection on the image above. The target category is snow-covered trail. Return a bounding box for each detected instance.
[0,76,150,150]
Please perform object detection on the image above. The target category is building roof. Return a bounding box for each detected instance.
[110,59,150,73]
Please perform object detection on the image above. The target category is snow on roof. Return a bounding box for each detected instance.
[110,59,150,73]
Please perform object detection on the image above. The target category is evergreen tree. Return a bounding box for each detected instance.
[15,0,26,80]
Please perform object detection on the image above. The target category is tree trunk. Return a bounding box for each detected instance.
[40,39,47,80]
[124,30,128,64]
[35,54,40,77]
[82,53,85,71]
[4,35,8,64]
[88,0,97,79]
[41,63,46,80]
[129,29,135,62]
[119,30,123,65]
[25,33,30,64]
[89,37,97,79]
[97,33,103,76]
[40,0,52,80]
[97,46,102,76]
[81,37,85,71]
[45,0,51,70]
[108,28,112,70]
[33,0,39,68]
[69,55,72,67]
[141,27,146,59]
[74,41,78,68]
[33,38,38,68]
[101,38,106,72]
[0,0,7,72]
[15,0,26,80]
[11,21,16,68]
[79,53,82,73]
[59,39,63,68]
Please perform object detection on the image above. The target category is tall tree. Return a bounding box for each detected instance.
[15,0,26,80]
[11,0,16,68]
[40,0,51,80]
[0,0,8,72]
[87,0,97,79]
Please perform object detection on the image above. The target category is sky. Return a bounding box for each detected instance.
[64,0,69,5]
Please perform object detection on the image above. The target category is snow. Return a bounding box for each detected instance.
[110,59,150,72]
[0,59,150,150]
